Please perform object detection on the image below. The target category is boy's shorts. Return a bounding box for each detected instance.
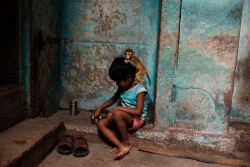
[128,115,144,131]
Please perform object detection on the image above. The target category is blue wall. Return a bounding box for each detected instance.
[58,0,249,134]
[19,0,249,134]
[156,0,243,134]
[60,0,160,116]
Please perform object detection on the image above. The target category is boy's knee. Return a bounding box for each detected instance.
[112,111,123,121]
[97,119,105,129]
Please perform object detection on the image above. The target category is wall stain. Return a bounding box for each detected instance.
[205,33,239,66]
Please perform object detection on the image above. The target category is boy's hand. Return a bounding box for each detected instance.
[94,108,101,118]
[108,109,116,122]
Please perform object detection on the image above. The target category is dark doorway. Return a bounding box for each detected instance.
[0,0,19,85]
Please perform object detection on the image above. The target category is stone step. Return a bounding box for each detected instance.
[0,84,26,132]
[0,118,64,167]
[50,110,236,153]
[49,110,98,136]
[50,110,249,166]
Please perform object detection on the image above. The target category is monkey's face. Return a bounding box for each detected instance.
[125,51,133,60]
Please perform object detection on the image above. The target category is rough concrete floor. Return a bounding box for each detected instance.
[39,133,235,167]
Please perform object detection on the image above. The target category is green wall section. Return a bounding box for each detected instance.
[231,0,250,121]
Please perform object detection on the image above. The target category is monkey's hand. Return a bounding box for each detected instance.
[124,60,136,67]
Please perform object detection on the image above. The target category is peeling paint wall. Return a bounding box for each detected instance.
[155,0,181,129]
[155,0,243,134]
[60,0,160,119]
[231,0,250,121]
[60,0,247,134]
[18,0,249,137]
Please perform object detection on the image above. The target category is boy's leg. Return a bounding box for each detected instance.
[112,110,133,145]
[97,118,124,152]
[97,111,134,159]
[111,110,134,159]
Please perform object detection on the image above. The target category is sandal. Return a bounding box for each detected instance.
[57,135,74,155]
[73,137,89,157]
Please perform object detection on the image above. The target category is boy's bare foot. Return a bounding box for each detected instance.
[109,147,118,154]
[114,145,131,160]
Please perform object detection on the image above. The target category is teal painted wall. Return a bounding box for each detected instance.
[20,0,31,110]
[155,0,243,134]
[19,0,248,135]
[231,0,250,121]
[60,0,160,120]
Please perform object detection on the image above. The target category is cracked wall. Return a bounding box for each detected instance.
[155,0,243,134]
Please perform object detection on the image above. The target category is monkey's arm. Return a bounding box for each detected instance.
[114,92,146,116]
[94,89,120,117]
[125,60,136,67]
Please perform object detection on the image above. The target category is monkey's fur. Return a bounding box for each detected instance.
[124,49,151,85]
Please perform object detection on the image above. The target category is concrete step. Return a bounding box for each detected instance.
[0,117,64,167]
[50,110,237,153]
[50,110,249,167]
[49,110,98,136]
[0,84,26,132]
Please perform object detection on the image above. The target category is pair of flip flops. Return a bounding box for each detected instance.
[57,135,89,157]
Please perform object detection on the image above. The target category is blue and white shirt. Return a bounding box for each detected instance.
[120,84,148,120]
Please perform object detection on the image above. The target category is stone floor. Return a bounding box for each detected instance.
[39,133,235,167]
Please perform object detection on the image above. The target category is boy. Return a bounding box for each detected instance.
[94,56,148,160]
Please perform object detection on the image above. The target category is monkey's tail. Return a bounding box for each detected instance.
[146,72,151,85]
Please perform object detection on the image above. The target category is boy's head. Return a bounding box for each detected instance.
[109,56,137,89]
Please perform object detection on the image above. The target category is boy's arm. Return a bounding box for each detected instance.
[94,89,121,117]
[115,92,146,116]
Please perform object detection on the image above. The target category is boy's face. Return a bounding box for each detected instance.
[115,76,132,91]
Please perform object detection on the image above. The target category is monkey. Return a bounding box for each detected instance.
[124,48,151,85]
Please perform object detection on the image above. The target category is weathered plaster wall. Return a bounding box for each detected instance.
[20,0,61,117]
[60,0,160,115]
[231,0,250,121]
[31,0,61,117]
[155,0,243,134]
[155,0,181,130]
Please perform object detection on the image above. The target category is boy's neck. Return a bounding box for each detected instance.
[127,80,137,90]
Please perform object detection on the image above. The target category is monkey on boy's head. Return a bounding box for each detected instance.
[123,49,151,85]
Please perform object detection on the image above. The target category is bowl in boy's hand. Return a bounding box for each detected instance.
[90,115,103,124]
